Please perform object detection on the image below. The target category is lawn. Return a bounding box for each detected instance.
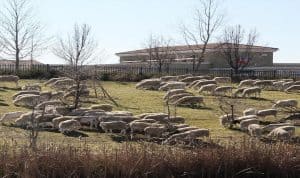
[0,80,299,149]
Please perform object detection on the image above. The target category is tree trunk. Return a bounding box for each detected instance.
[15,49,20,72]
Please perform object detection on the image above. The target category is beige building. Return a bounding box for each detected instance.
[116,43,278,69]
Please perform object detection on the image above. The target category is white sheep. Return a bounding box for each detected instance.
[277,126,296,136]
[193,80,217,90]
[167,116,185,123]
[35,100,64,110]
[198,84,217,94]
[51,79,76,90]
[89,104,113,111]
[44,77,69,86]
[159,82,186,91]
[164,128,209,144]
[235,115,258,122]
[52,116,78,128]
[160,76,177,82]
[256,109,277,118]
[248,124,262,137]
[134,119,157,123]
[241,87,261,98]
[99,116,137,123]
[243,108,257,116]
[188,79,206,88]
[58,119,81,133]
[167,93,193,103]
[213,77,231,83]
[136,78,161,90]
[163,89,187,100]
[129,122,153,139]
[176,74,193,80]
[100,121,128,134]
[213,86,234,96]
[21,83,41,91]
[239,119,260,131]
[261,123,292,132]
[13,91,40,100]
[253,80,274,89]
[238,79,256,88]
[13,94,40,108]
[15,112,41,127]
[39,122,54,128]
[173,124,189,129]
[267,128,290,140]
[106,111,133,117]
[285,85,300,93]
[0,111,25,123]
[143,113,169,122]
[0,75,19,87]
[144,126,167,138]
[180,76,208,84]
[177,126,198,133]
[282,81,295,91]
[174,96,205,107]
[272,99,298,109]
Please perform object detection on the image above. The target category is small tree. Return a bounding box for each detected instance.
[145,35,175,75]
[53,23,97,109]
[218,25,258,74]
[181,0,224,72]
[0,0,45,71]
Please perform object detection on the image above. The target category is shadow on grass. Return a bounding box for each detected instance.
[179,105,213,110]
[0,86,21,91]
[0,102,9,106]
[249,97,272,101]
[63,130,89,138]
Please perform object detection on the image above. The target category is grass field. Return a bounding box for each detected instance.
[0,80,299,149]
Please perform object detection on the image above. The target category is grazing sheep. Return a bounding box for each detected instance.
[261,123,292,132]
[248,124,262,137]
[285,85,300,93]
[143,113,169,122]
[213,86,234,96]
[233,87,247,98]
[243,108,257,116]
[144,126,167,138]
[129,121,153,134]
[44,77,69,86]
[134,119,157,123]
[176,74,193,80]
[55,106,71,115]
[180,76,208,84]
[188,79,206,88]
[239,119,260,131]
[15,112,41,127]
[173,124,189,129]
[159,82,186,91]
[177,126,198,133]
[267,128,290,140]
[100,121,128,134]
[254,80,274,89]
[238,79,256,88]
[136,78,161,90]
[13,94,40,108]
[241,87,261,98]
[89,104,113,111]
[13,91,40,100]
[174,96,205,107]
[35,100,64,110]
[38,122,54,128]
[107,111,133,117]
[272,81,285,91]
[272,99,298,109]
[51,91,64,100]
[167,93,193,103]
[213,77,231,83]
[99,116,137,123]
[58,119,81,133]
[235,115,258,122]
[193,80,217,89]
[166,116,185,123]
[160,76,177,82]
[163,89,187,100]
[0,111,25,122]
[219,114,237,126]
[40,91,53,102]
[21,83,41,91]
[35,114,62,123]
[164,128,209,144]
[0,75,19,87]
[198,84,217,94]
[257,109,277,118]
[74,116,99,128]
[52,116,78,128]
[277,126,296,136]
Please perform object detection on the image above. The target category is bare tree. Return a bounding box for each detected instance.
[218,25,258,74]
[145,35,175,75]
[181,0,224,72]
[53,23,97,109]
[0,0,45,71]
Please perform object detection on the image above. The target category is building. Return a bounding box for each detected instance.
[0,59,43,65]
[116,43,278,69]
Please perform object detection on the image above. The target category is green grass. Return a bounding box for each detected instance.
[0,80,299,149]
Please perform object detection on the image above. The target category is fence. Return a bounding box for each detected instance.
[0,64,299,80]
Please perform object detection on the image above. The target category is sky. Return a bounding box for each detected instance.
[1,0,300,64]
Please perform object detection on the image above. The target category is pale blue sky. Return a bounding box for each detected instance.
[4,0,300,64]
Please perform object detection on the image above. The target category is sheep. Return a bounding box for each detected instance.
[261,123,292,132]
[213,77,231,83]
[21,83,41,91]
[74,116,99,128]
[52,116,78,128]
[51,79,76,90]
[282,81,295,91]
[35,100,64,110]
[129,121,153,137]
[0,75,19,87]
[238,79,256,88]
[233,87,247,98]
[134,119,157,123]
[160,76,177,82]
[44,77,69,86]
[163,89,187,100]
[253,80,274,89]
[136,78,161,90]
[243,108,257,116]
[239,119,260,131]
[256,109,277,119]
[248,124,262,137]
[35,114,62,123]
[106,111,133,117]
[272,99,298,109]
[198,84,217,94]
[40,91,53,102]
[241,87,261,98]
[158,82,186,91]
[100,121,128,134]
[285,85,300,93]
[267,128,291,140]
[63,89,90,99]
[188,79,206,88]
[193,80,217,90]
[167,93,193,103]
[177,126,198,132]
[213,86,234,96]
[13,94,40,108]
[89,104,113,111]
[277,126,296,136]
[164,129,209,144]
[0,111,25,123]
[180,76,208,84]
[58,119,81,133]
[173,124,189,129]
[144,126,167,138]
[176,74,193,80]
[235,115,258,122]
[55,106,71,116]
[51,91,64,100]
[38,122,54,128]
[15,112,41,127]
[272,81,285,91]
[167,116,185,124]
[69,108,90,116]
[99,116,138,123]
[143,113,169,122]
[13,91,40,100]
[219,114,237,126]
[174,96,205,107]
